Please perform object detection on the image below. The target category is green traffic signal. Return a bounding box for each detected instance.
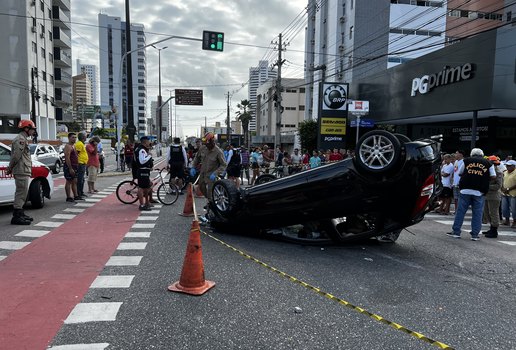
[202,30,224,52]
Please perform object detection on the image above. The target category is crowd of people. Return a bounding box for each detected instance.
[438,149,516,240]
[62,132,102,203]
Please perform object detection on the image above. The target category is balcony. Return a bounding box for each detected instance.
[52,6,70,29]
[53,47,71,67]
[55,88,72,105]
[53,0,70,11]
[54,68,72,87]
[53,27,71,48]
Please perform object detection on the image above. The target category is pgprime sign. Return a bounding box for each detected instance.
[410,63,474,97]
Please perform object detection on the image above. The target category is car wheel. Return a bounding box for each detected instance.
[211,179,241,218]
[52,161,61,174]
[254,174,276,185]
[322,215,379,243]
[375,229,402,243]
[29,179,45,209]
[355,130,402,174]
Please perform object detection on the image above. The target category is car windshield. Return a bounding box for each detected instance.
[29,145,37,154]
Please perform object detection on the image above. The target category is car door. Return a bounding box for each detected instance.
[0,144,15,204]
[38,145,51,168]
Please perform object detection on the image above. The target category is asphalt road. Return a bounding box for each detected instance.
[1,173,515,350]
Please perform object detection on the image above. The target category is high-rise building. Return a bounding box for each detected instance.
[0,0,71,140]
[150,99,170,140]
[76,59,100,105]
[304,0,506,121]
[52,0,73,125]
[72,73,92,110]
[248,60,277,131]
[98,13,148,136]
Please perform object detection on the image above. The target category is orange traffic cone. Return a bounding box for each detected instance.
[194,184,204,198]
[178,183,194,217]
[168,219,215,295]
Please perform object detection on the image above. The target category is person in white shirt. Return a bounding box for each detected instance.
[437,154,454,214]
[290,148,302,174]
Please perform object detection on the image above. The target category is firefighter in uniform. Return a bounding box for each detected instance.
[190,132,226,202]
[7,120,37,225]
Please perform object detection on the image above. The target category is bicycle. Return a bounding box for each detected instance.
[116,168,179,205]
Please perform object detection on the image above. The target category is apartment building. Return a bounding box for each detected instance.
[248,60,277,132]
[76,59,100,105]
[72,73,92,110]
[0,0,71,140]
[98,13,148,136]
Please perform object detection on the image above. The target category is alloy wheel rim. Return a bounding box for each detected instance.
[359,134,395,170]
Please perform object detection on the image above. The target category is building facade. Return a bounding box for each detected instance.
[304,0,507,121]
[248,60,277,132]
[72,73,92,110]
[0,0,71,141]
[150,99,170,140]
[98,14,148,136]
[254,78,306,146]
[76,59,99,105]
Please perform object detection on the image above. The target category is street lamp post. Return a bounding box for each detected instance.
[151,45,168,144]
[116,35,201,169]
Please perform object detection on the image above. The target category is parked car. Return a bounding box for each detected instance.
[207,130,443,243]
[0,142,54,208]
[29,143,62,174]
[57,144,65,165]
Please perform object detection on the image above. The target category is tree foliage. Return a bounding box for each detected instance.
[298,119,318,152]
[236,99,253,147]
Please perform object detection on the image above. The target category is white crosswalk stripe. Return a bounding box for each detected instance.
[64,302,122,324]
[48,343,110,350]
[15,230,50,238]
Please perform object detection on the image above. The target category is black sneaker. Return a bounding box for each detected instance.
[74,196,85,201]
[139,205,151,211]
[66,197,76,203]
[471,236,480,241]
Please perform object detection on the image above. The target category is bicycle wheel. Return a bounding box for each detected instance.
[116,180,139,204]
[157,183,179,205]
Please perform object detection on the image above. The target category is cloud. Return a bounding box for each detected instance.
[71,0,307,137]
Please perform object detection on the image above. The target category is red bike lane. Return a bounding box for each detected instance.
[0,193,141,350]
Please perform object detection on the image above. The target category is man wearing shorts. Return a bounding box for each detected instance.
[452,150,465,212]
[64,133,79,202]
[437,154,454,214]
[167,137,188,195]
[136,136,153,211]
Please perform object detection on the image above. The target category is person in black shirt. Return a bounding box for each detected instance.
[447,148,496,241]
[167,137,188,194]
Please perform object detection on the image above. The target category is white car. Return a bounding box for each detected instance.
[0,142,54,208]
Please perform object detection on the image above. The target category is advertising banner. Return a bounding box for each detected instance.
[318,83,348,150]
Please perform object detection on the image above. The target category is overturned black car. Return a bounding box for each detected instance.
[207,130,442,243]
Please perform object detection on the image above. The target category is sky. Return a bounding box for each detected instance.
[70,0,309,138]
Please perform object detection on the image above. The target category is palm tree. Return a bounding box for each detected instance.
[236,99,253,147]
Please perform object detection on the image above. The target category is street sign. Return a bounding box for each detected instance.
[350,119,375,128]
[348,100,369,114]
[175,89,203,106]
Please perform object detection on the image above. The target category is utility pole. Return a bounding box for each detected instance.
[31,67,38,143]
[124,0,136,142]
[226,91,230,145]
[274,33,286,152]
[204,116,207,135]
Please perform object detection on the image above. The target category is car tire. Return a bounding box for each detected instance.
[29,179,45,209]
[355,130,402,174]
[52,161,61,174]
[375,229,402,243]
[211,179,241,218]
[254,174,276,185]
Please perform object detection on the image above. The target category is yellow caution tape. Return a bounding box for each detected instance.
[202,231,454,350]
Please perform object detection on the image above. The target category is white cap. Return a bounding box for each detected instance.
[470,148,484,157]
[506,160,516,166]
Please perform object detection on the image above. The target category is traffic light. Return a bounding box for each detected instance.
[202,31,224,52]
